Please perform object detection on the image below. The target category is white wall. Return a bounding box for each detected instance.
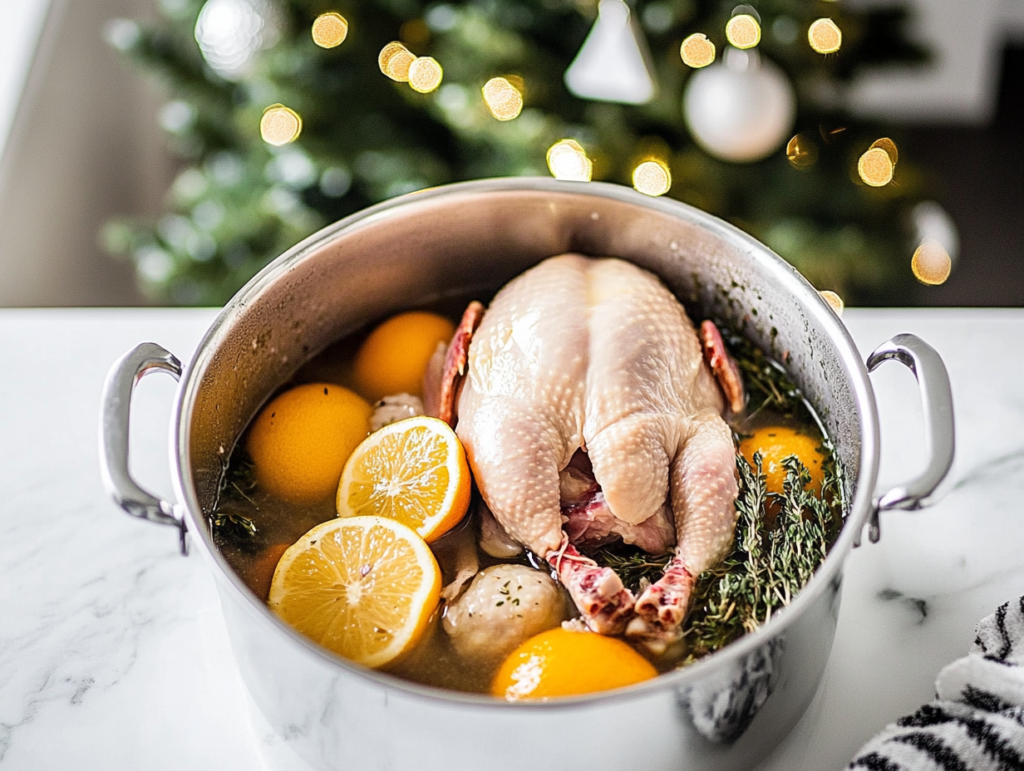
[0,0,172,306]
[850,0,1024,123]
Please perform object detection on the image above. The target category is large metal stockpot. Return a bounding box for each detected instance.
[101,178,954,771]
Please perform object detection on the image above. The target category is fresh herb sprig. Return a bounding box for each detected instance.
[679,452,844,664]
[589,452,843,663]
[724,332,805,423]
[210,452,259,544]
[590,549,672,595]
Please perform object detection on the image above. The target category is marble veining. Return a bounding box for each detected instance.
[0,308,1021,771]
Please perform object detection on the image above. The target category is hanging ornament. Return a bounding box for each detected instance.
[194,0,283,80]
[564,0,656,105]
[682,47,796,163]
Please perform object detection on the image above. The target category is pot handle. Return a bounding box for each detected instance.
[100,342,188,555]
[863,333,955,544]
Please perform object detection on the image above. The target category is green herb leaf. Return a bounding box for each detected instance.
[210,451,259,544]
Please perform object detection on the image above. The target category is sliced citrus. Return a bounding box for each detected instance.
[268,515,440,669]
[491,627,658,701]
[336,416,471,542]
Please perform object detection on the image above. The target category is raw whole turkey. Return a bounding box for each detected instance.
[442,254,741,654]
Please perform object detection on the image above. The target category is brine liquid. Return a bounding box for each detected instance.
[212,304,832,694]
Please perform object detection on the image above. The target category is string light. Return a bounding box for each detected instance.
[408,56,443,93]
[311,12,348,48]
[680,33,716,68]
[869,137,898,165]
[786,133,818,168]
[632,160,671,196]
[482,77,523,121]
[260,104,302,145]
[808,18,842,54]
[912,240,952,285]
[379,42,415,82]
[725,14,761,49]
[857,147,894,187]
[546,139,592,181]
[819,290,844,316]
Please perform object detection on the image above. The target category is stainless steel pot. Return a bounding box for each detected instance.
[100,178,954,771]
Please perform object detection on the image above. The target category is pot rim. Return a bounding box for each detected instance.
[170,176,880,709]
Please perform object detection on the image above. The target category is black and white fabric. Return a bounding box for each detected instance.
[848,597,1024,771]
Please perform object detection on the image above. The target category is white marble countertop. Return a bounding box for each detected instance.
[1,307,1022,770]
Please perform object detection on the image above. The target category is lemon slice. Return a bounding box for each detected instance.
[336,416,471,542]
[268,516,441,669]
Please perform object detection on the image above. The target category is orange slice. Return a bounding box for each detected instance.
[268,516,440,669]
[491,627,658,701]
[336,416,471,542]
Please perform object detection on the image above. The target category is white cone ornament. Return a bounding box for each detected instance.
[564,0,656,105]
[682,48,796,163]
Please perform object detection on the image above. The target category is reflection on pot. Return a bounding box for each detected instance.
[677,636,784,744]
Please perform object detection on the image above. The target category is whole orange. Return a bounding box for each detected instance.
[739,425,825,496]
[491,627,657,701]
[247,382,371,503]
[353,312,455,401]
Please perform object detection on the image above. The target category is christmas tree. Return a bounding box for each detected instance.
[102,0,930,306]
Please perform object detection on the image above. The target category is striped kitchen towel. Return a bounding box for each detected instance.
[848,597,1024,771]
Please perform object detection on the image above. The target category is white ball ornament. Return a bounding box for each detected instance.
[194,0,283,81]
[682,48,796,163]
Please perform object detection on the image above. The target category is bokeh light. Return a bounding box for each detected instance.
[808,18,842,54]
[819,290,844,316]
[379,42,415,82]
[857,147,894,187]
[546,139,592,181]
[869,137,899,165]
[194,0,280,80]
[260,104,302,145]
[632,160,672,196]
[726,14,761,49]
[912,240,952,285]
[311,12,348,49]
[786,133,818,168]
[408,57,443,93]
[482,77,524,121]
[680,33,716,68]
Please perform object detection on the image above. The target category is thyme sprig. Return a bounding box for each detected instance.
[724,332,805,422]
[588,451,844,664]
[210,452,258,544]
[680,452,844,664]
[591,548,672,595]
[211,510,258,539]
